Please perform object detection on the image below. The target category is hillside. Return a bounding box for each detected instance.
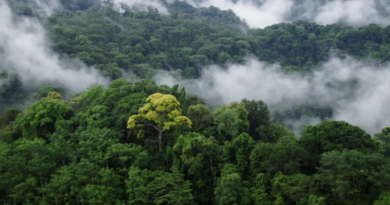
[1,1,390,204]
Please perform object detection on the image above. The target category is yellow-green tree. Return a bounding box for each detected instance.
[127,93,192,151]
[47,91,63,99]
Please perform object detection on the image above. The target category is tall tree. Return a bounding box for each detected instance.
[300,120,377,173]
[21,95,73,140]
[223,133,254,177]
[214,102,249,140]
[173,132,219,203]
[127,93,192,151]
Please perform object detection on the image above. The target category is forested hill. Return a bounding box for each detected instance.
[3,0,390,112]
[48,1,390,77]
[1,1,390,205]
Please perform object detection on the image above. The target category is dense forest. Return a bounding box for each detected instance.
[1,0,390,204]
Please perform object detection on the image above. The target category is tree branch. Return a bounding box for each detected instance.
[137,122,161,131]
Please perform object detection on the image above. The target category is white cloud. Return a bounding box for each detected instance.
[0,1,109,94]
[190,0,293,28]
[155,56,390,135]
[113,0,170,14]
[175,0,390,28]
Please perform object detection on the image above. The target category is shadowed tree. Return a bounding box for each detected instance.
[21,95,72,140]
[214,102,249,140]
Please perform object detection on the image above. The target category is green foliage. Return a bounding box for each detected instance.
[2,2,390,204]
[127,166,194,205]
[374,132,390,157]
[1,71,389,205]
[47,91,63,99]
[0,70,7,79]
[31,85,62,100]
[186,104,214,134]
[215,164,245,205]
[21,98,73,139]
[0,109,21,131]
[373,192,390,205]
[214,102,249,140]
[223,133,254,177]
[173,132,219,203]
[272,173,311,204]
[300,120,377,173]
[306,195,326,205]
[250,134,308,176]
[249,173,273,205]
[318,150,390,204]
[127,93,192,151]
[242,99,274,142]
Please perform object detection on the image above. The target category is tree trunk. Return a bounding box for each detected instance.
[210,157,216,186]
[158,130,162,152]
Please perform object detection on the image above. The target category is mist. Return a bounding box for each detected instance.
[113,0,170,14]
[161,0,390,28]
[154,56,390,135]
[0,0,109,100]
[4,0,61,15]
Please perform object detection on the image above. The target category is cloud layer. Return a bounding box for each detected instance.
[0,0,108,95]
[155,56,390,135]
[113,0,170,14]
[191,0,390,28]
[118,0,389,28]
[22,0,389,28]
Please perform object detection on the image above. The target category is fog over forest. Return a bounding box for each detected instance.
[1,1,390,204]
[122,0,390,28]
[2,0,390,134]
[154,55,390,135]
[120,0,390,134]
[0,2,108,92]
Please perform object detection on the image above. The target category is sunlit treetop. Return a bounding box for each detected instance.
[47,91,63,99]
[127,93,192,132]
[127,93,192,151]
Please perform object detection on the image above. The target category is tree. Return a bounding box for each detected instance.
[374,192,390,205]
[249,173,272,205]
[272,173,314,204]
[250,135,308,176]
[147,167,194,204]
[127,93,192,151]
[127,166,194,204]
[21,97,73,139]
[186,104,213,134]
[8,138,56,203]
[173,132,219,203]
[214,164,246,205]
[223,133,254,177]
[318,150,390,204]
[241,99,273,141]
[214,102,249,140]
[47,91,63,99]
[0,108,21,131]
[300,120,377,173]
[374,133,390,157]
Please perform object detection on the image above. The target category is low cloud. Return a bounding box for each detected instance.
[31,0,61,15]
[188,0,294,28]
[155,56,390,135]
[113,0,169,14]
[0,1,109,94]
[5,0,61,15]
[179,0,390,28]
